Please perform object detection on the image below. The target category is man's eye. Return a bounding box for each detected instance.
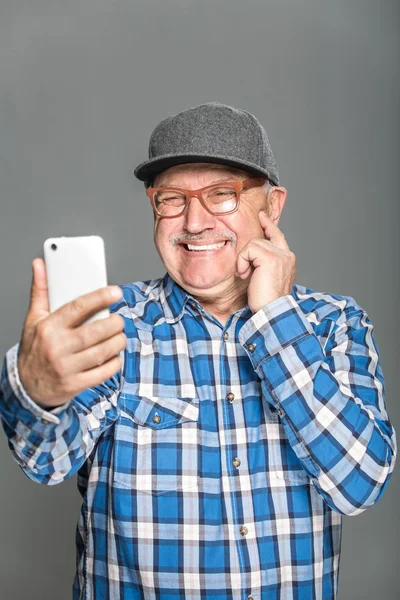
[156,192,183,201]
[208,189,236,201]
[164,195,184,202]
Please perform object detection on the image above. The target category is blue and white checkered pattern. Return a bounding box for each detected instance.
[0,273,396,599]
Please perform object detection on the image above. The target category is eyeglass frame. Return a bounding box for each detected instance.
[146,177,268,218]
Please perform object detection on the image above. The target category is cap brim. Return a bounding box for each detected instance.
[134,153,278,187]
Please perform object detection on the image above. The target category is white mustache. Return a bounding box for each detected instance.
[170,231,236,247]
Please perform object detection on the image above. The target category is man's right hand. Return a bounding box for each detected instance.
[17,258,127,409]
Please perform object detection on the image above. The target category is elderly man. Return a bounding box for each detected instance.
[0,102,397,600]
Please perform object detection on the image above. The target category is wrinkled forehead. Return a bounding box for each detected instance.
[152,162,252,187]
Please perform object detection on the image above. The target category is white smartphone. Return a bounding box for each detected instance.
[43,235,110,324]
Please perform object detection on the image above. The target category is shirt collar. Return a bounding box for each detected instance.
[159,272,198,324]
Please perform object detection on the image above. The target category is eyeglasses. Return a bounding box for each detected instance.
[146,177,266,218]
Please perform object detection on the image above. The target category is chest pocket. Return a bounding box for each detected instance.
[113,393,199,495]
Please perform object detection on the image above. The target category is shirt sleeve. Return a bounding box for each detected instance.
[238,294,397,516]
[0,334,125,486]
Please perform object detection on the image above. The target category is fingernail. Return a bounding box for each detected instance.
[110,286,122,298]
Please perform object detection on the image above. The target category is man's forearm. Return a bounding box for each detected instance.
[239,295,397,516]
[0,342,122,485]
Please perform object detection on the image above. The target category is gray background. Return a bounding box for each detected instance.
[0,1,398,599]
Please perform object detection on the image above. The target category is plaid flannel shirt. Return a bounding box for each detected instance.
[0,272,396,600]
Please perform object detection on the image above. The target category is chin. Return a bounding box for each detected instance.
[178,270,230,292]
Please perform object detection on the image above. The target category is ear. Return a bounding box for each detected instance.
[266,186,287,224]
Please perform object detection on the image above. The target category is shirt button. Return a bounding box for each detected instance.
[152,414,161,424]
[41,418,49,425]
[248,596,254,600]
[247,343,256,352]
[27,449,35,455]
[240,526,248,537]
[277,408,282,416]
[226,392,235,402]
[223,332,229,341]
[190,300,197,309]
[232,457,241,468]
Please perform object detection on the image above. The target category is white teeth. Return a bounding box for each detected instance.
[186,241,226,251]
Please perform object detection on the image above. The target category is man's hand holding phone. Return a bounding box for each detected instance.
[17,258,127,409]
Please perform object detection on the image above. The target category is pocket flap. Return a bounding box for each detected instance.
[120,394,199,429]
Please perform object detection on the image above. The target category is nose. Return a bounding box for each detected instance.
[183,194,216,233]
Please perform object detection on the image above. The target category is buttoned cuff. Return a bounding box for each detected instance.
[6,342,71,425]
[238,294,315,371]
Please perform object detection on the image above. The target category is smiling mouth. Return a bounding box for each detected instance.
[180,241,229,253]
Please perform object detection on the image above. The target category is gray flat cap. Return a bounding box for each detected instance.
[134,102,279,187]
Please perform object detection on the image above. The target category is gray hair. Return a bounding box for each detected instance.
[264,179,272,194]
[263,179,273,213]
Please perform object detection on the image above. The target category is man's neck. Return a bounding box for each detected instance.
[192,288,248,327]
